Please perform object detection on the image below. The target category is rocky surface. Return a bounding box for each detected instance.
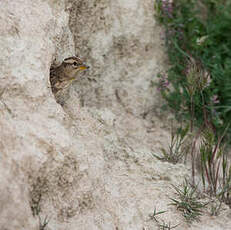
[0,0,231,230]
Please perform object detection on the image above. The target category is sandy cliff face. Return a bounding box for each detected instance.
[0,0,74,229]
[68,0,166,117]
[0,0,231,230]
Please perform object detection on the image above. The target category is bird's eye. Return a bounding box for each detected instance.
[73,62,78,66]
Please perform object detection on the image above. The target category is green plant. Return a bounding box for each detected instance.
[30,193,42,217]
[155,0,231,140]
[158,222,179,230]
[149,208,167,223]
[170,180,207,222]
[39,215,49,230]
[153,125,189,164]
[200,128,224,195]
[209,200,222,216]
[155,0,231,212]
[149,208,179,229]
[190,126,231,206]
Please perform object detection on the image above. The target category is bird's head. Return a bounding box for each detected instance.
[62,56,89,80]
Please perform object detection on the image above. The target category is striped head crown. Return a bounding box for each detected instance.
[63,56,89,70]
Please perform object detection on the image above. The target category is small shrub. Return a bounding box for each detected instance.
[155,0,231,213]
[155,0,231,140]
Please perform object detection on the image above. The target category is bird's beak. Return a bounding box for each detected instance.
[79,64,90,70]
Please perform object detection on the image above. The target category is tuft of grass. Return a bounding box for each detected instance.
[149,207,167,223]
[149,208,180,229]
[209,200,223,216]
[158,222,179,230]
[39,215,49,230]
[190,126,231,206]
[200,127,227,196]
[170,180,207,222]
[153,125,189,164]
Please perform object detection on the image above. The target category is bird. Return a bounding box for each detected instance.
[50,56,89,105]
